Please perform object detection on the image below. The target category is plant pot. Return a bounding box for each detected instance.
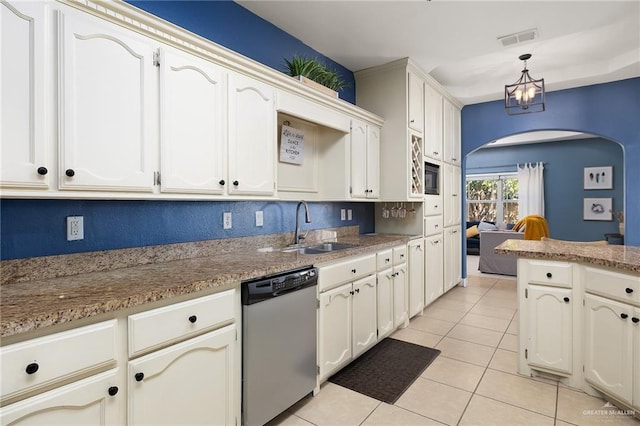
[294,75,339,98]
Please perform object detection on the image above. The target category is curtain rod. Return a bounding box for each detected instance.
[468,162,547,169]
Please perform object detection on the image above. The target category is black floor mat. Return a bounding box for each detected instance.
[328,337,440,404]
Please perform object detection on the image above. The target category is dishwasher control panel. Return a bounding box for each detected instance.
[241,267,318,305]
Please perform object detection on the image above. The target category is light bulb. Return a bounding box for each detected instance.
[515,89,522,101]
[527,87,536,101]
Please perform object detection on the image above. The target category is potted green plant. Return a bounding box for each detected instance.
[283,55,348,98]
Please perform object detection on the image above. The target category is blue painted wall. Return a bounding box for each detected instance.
[466,138,624,241]
[462,78,640,277]
[126,0,356,104]
[0,200,374,260]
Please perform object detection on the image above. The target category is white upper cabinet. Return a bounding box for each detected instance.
[159,47,226,195]
[424,84,443,162]
[407,71,424,133]
[1,1,49,189]
[227,72,276,196]
[58,8,156,192]
[350,119,379,199]
[443,98,461,166]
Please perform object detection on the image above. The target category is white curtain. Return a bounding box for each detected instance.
[518,162,545,216]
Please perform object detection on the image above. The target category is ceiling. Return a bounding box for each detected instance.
[236,0,640,106]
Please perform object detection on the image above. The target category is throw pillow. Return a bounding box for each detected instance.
[466,225,479,238]
[478,221,498,231]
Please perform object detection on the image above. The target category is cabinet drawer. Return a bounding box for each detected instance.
[424,216,443,237]
[526,260,572,288]
[128,290,235,357]
[377,249,393,270]
[424,195,443,216]
[393,246,407,265]
[584,266,640,306]
[318,254,376,292]
[1,320,117,402]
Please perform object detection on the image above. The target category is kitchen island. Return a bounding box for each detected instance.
[496,239,640,420]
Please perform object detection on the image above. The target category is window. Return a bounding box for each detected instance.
[466,174,519,225]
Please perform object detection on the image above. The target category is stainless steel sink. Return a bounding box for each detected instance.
[281,242,358,254]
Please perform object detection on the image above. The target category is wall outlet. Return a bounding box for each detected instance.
[347,209,352,220]
[66,216,84,241]
[255,211,264,227]
[223,212,232,229]
[340,209,346,221]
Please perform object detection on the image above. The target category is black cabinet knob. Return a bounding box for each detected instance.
[135,372,144,382]
[349,290,354,295]
[625,288,634,294]
[621,313,629,319]
[108,386,119,396]
[546,272,552,278]
[632,317,639,323]
[65,169,75,177]
[188,315,197,323]
[232,180,239,186]
[219,180,225,186]
[355,288,360,293]
[25,363,39,375]
[37,167,48,175]
[563,297,570,303]
[351,269,356,273]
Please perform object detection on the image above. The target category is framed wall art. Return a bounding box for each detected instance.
[583,198,612,221]
[584,166,612,190]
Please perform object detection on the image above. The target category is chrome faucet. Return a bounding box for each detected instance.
[294,201,311,245]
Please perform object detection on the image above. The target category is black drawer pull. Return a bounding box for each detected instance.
[625,288,634,294]
[108,386,119,396]
[37,166,48,175]
[620,313,629,319]
[65,169,75,177]
[219,180,225,186]
[135,372,144,382]
[563,297,570,303]
[546,272,552,278]
[632,317,639,323]
[25,363,39,375]
[188,315,197,323]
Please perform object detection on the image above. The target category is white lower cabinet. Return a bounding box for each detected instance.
[424,233,444,307]
[393,264,408,328]
[318,275,377,381]
[0,369,120,425]
[376,269,394,339]
[408,239,425,318]
[128,324,236,425]
[584,293,634,405]
[443,225,462,292]
[526,285,573,374]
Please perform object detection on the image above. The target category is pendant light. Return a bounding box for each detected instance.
[505,53,545,115]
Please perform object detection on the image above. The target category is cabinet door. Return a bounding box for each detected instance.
[350,119,368,199]
[424,233,444,307]
[318,283,352,380]
[424,84,443,162]
[352,275,378,358]
[376,270,394,339]
[128,325,236,426]
[443,98,460,165]
[160,47,226,194]
[393,264,408,328]
[228,72,275,196]
[366,124,380,198]
[444,226,462,292]
[633,307,640,411]
[443,164,461,227]
[58,9,155,192]
[1,1,48,189]
[407,71,424,133]
[408,239,425,317]
[584,293,633,405]
[0,370,120,425]
[526,285,572,374]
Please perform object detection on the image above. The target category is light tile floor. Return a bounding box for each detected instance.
[269,256,639,425]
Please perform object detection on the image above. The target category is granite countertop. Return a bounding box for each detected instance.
[0,233,412,339]
[495,239,640,273]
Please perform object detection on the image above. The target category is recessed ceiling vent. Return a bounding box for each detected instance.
[497,28,538,47]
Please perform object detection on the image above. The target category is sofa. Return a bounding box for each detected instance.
[465,221,487,255]
[479,230,524,276]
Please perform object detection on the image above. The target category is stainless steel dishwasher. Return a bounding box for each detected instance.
[241,266,318,426]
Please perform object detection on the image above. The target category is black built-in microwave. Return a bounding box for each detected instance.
[424,162,440,195]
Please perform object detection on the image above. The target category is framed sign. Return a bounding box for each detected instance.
[583,198,612,221]
[279,125,305,165]
[584,166,612,190]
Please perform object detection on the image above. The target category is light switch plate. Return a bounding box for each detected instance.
[340,209,346,221]
[347,209,352,220]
